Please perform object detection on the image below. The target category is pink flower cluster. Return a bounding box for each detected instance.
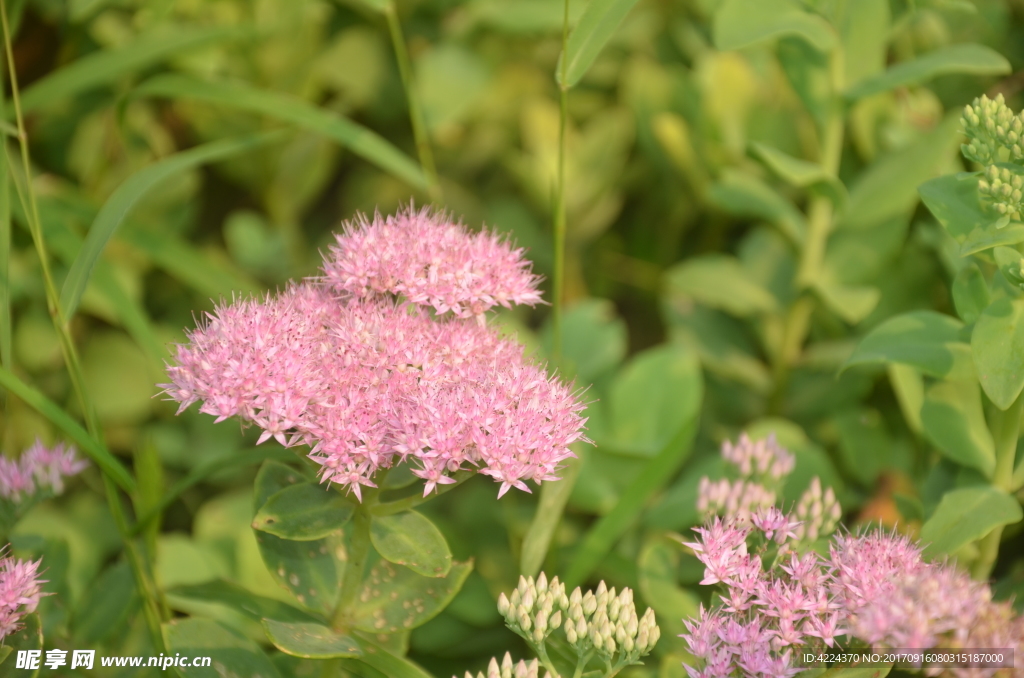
[161,208,588,499]
[685,435,1024,678]
[0,553,45,641]
[0,440,88,503]
[683,521,1024,678]
[322,209,543,320]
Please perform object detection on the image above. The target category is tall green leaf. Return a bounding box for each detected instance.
[921,486,1022,556]
[133,74,428,189]
[713,0,835,52]
[556,0,641,87]
[0,367,135,493]
[845,44,1010,100]
[18,27,248,114]
[60,133,283,319]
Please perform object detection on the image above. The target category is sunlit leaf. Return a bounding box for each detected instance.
[921,486,1022,556]
[846,44,1010,100]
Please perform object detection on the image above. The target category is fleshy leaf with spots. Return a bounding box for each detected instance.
[350,559,473,632]
[369,510,452,577]
[164,617,282,678]
[253,481,355,541]
[261,619,362,659]
[253,461,340,615]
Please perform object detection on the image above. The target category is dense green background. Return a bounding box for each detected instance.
[4,0,1024,676]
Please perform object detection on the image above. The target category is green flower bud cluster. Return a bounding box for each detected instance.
[560,581,659,661]
[793,477,841,542]
[978,164,1024,224]
[961,93,1024,165]
[458,653,548,678]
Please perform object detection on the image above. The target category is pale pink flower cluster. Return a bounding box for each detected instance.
[0,440,88,503]
[0,552,45,641]
[322,208,543,321]
[685,435,1024,678]
[161,209,587,499]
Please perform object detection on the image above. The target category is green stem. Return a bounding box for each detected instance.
[0,0,164,651]
[333,488,378,629]
[571,649,594,678]
[551,0,570,366]
[385,1,440,203]
[533,640,561,678]
[770,47,845,410]
[973,391,1024,580]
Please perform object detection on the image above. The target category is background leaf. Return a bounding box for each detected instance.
[556,0,642,87]
[845,44,1010,100]
[920,486,1023,556]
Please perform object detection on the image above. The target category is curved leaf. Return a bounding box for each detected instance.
[19,27,247,114]
[972,297,1024,409]
[556,0,641,87]
[846,44,1010,100]
[843,311,973,380]
[253,482,354,541]
[60,133,283,319]
[921,486,1022,557]
[133,74,428,189]
[164,618,282,678]
[714,0,834,52]
[167,579,321,624]
[920,380,995,476]
[351,559,472,632]
[261,620,361,659]
[665,254,777,318]
[370,511,452,577]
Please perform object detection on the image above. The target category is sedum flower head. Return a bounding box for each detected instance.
[0,439,88,503]
[323,206,543,320]
[961,93,1024,165]
[162,209,588,500]
[977,164,1024,225]
[0,551,45,641]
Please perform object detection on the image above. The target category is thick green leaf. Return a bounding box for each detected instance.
[72,561,137,644]
[921,380,995,476]
[637,538,699,624]
[846,44,1010,100]
[844,311,973,379]
[556,0,641,87]
[167,579,322,623]
[0,367,135,493]
[541,299,627,382]
[713,0,834,52]
[253,482,354,541]
[0,613,41,678]
[164,618,282,678]
[253,462,339,614]
[888,364,924,434]
[836,0,889,88]
[813,281,880,325]
[920,486,1022,556]
[993,246,1024,289]
[60,133,282,319]
[18,27,246,114]
[952,263,991,325]
[665,254,776,318]
[350,559,472,632]
[972,297,1024,409]
[346,635,434,678]
[918,173,1024,254]
[604,345,704,456]
[370,511,452,577]
[261,620,361,659]
[749,142,846,205]
[778,36,830,131]
[520,455,581,577]
[134,74,427,189]
[841,114,960,230]
[708,171,806,244]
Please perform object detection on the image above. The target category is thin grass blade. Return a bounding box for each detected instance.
[0,366,136,493]
[60,132,282,319]
[133,74,428,189]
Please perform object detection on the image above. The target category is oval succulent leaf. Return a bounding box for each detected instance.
[261,619,362,659]
[253,482,355,541]
[972,297,1024,409]
[370,510,452,578]
[350,559,472,633]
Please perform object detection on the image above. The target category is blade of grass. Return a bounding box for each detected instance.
[18,26,249,115]
[563,416,699,589]
[131,446,294,537]
[0,366,136,493]
[0,90,9,378]
[520,453,581,577]
[60,132,283,319]
[133,74,429,190]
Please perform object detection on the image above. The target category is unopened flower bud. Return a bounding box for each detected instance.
[497,592,510,617]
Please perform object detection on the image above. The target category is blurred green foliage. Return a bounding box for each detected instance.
[3,0,1024,675]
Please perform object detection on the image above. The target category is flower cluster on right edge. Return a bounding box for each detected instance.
[682,434,1024,678]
